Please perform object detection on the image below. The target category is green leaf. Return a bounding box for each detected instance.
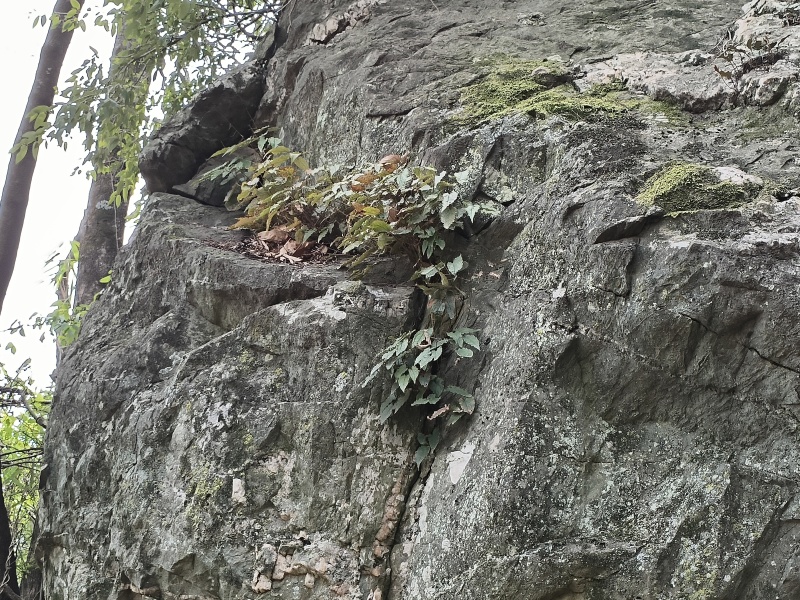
[428,428,441,451]
[415,345,442,369]
[395,168,411,189]
[470,202,489,220]
[458,396,475,414]
[446,255,464,275]
[411,329,429,347]
[456,347,474,358]
[439,206,458,229]
[447,413,464,426]
[5,343,16,355]
[397,372,411,392]
[462,334,480,349]
[370,219,391,232]
[411,394,440,406]
[419,265,438,278]
[441,190,458,210]
[14,145,27,164]
[414,444,430,466]
[445,385,472,398]
[293,155,310,171]
[379,399,395,423]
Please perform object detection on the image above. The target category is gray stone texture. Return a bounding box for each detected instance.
[40,0,800,599]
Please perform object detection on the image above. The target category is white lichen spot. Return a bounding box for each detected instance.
[447,442,476,484]
[333,371,351,393]
[232,478,246,504]
[713,166,763,187]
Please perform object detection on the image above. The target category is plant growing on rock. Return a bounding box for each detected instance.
[714,32,789,94]
[223,137,497,464]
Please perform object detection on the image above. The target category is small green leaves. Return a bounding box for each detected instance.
[365,325,480,430]
[446,255,464,275]
[230,139,496,453]
[414,428,441,466]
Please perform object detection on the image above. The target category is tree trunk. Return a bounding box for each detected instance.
[0,460,19,600]
[73,30,148,306]
[73,172,127,306]
[0,0,85,317]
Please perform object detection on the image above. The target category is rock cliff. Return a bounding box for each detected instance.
[39,0,800,599]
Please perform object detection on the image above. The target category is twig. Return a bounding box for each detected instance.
[0,387,47,429]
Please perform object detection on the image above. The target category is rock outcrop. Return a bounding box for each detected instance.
[40,0,800,599]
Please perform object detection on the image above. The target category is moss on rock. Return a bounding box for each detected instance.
[455,58,687,127]
[637,163,762,212]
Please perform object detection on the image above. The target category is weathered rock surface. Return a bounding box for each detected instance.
[40,0,800,599]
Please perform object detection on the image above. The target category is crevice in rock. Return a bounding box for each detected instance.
[746,344,800,376]
[371,458,421,599]
[366,107,414,118]
[430,22,461,39]
[165,186,201,204]
[678,311,800,376]
[593,208,665,244]
[186,280,332,333]
[383,455,433,600]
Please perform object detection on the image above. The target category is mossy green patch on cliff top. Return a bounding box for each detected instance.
[637,163,761,212]
[454,58,686,127]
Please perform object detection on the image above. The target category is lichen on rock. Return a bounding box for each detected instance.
[637,163,764,212]
[455,58,688,127]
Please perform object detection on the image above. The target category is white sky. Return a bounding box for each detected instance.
[0,1,114,387]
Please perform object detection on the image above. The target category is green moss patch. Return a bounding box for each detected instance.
[454,58,686,127]
[637,163,761,212]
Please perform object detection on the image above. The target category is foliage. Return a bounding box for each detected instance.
[22,0,282,208]
[0,241,95,578]
[6,242,104,350]
[225,137,497,466]
[228,138,491,268]
[0,363,49,578]
[363,327,479,420]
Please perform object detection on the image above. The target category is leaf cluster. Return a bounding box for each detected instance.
[364,327,479,421]
[6,242,108,350]
[223,137,498,467]
[0,363,49,578]
[228,139,493,271]
[26,0,283,209]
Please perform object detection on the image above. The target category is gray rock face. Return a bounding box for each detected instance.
[40,0,800,599]
[139,63,266,194]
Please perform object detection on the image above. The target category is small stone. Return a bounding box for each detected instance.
[251,572,272,594]
[278,540,304,554]
[272,554,290,581]
[231,478,246,504]
[304,573,315,589]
